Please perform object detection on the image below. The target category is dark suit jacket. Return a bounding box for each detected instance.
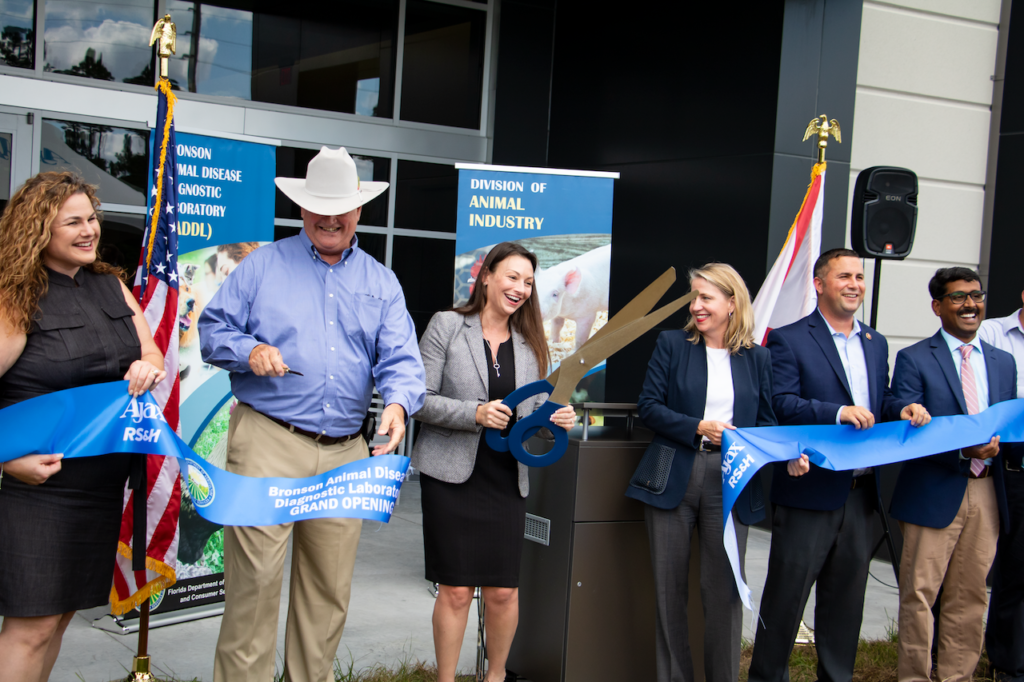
[627,330,777,525]
[766,310,908,511]
[889,331,1016,530]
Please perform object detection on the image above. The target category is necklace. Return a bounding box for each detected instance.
[486,329,510,377]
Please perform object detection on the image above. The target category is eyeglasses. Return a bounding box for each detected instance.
[935,290,987,305]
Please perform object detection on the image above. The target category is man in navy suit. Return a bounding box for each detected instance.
[749,248,929,682]
[890,267,1016,682]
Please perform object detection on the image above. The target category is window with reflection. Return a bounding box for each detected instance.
[392,235,454,338]
[43,0,155,83]
[0,132,11,213]
[152,2,398,115]
[401,0,485,129]
[1,0,35,69]
[275,146,391,226]
[252,1,397,117]
[167,1,253,98]
[99,211,145,277]
[41,119,150,206]
[394,160,457,232]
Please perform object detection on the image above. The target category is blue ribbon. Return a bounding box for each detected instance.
[0,382,409,525]
[719,398,1024,610]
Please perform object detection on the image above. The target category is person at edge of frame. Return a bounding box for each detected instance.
[890,267,1016,682]
[0,172,167,682]
[979,286,1024,682]
[198,146,426,682]
[747,247,930,682]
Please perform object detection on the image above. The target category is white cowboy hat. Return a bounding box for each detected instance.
[274,146,389,216]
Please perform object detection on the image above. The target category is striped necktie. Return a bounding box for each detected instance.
[960,344,985,477]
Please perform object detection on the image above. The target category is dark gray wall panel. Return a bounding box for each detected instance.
[989,3,1024,317]
[491,0,556,167]
[767,0,863,270]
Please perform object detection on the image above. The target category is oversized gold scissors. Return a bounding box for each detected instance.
[486,268,697,466]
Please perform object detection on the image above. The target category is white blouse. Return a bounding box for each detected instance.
[703,347,734,426]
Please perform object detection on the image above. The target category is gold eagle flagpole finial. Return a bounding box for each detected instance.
[149,14,176,80]
[803,114,841,164]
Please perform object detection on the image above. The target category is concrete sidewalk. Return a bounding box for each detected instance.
[41,480,903,681]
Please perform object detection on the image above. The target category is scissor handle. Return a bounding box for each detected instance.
[506,401,570,467]
[485,379,554,452]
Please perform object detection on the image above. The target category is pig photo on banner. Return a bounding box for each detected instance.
[454,164,617,403]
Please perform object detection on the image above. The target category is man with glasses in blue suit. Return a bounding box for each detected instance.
[890,267,1017,682]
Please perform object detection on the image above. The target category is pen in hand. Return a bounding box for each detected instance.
[283,367,304,376]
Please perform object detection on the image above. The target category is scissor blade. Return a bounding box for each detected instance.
[545,267,677,386]
[548,289,697,405]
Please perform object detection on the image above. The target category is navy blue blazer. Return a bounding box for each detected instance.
[889,331,1016,530]
[627,330,777,525]
[766,310,908,511]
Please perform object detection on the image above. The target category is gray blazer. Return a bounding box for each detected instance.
[411,311,547,497]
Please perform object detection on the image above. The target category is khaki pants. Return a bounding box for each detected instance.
[213,403,366,682]
[897,477,999,682]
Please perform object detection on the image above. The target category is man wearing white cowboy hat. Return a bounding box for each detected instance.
[199,146,426,682]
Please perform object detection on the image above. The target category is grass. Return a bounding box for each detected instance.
[111,624,1001,682]
[738,623,996,682]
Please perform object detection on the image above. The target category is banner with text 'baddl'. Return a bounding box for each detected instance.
[145,131,275,616]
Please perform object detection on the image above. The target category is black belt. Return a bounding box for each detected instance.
[245,404,359,446]
[1005,455,1023,473]
[698,442,721,452]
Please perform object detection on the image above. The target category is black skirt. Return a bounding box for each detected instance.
[420,337,527,587]
[0,455,133,616]
[0,269,139,617]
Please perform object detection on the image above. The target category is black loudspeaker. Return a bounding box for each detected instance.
[851,166,918,260]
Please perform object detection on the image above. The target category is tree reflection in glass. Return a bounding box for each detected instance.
[41,119,150,206]
[1,0,35,69]
[167,1,253,99]
[43,0,154,84]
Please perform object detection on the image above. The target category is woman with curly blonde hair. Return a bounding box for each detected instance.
[0,172,168,680]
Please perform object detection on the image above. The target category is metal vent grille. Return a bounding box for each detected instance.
[524,513,550,546]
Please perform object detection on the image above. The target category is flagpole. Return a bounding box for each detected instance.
[124,15,177,682]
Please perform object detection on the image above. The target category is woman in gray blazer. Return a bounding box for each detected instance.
[412,242,576,682]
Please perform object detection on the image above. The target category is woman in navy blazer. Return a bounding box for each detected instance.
[627,263,776,682]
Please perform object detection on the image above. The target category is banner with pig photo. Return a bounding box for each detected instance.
[454,164,618,403]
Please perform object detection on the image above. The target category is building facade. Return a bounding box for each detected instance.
[0,0,1017,392]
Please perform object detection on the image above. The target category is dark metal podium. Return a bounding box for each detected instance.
[507,408,657,682]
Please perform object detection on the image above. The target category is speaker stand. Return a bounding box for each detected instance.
[867,257,901,585]
[869,258,883,329]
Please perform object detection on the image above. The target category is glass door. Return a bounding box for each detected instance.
[0,112,33,215]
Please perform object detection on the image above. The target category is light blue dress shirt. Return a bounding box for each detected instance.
[199,232,426,437]
[979,309,1024,398]
[939,328,989,411]
[819,311,871,423]
[820,310,872,475]
[939,328,990,466]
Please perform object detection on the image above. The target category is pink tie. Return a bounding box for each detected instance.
[960,344,985,477]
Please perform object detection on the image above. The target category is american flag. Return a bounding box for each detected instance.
[111,80,182,614]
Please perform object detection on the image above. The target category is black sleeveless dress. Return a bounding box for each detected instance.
[0,268,139,617]
[420,337,527,587]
